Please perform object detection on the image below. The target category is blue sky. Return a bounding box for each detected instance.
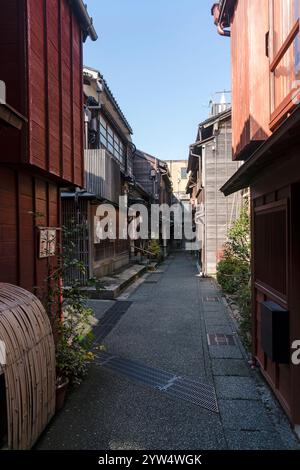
[83,0,231,161]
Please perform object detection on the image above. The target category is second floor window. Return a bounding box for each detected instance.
[270,0,300,128]
[100,115,125,165]
[180,167,187,180]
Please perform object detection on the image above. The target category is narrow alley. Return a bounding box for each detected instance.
[37,253,299,451]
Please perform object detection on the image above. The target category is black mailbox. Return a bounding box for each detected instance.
[261,301,290,364]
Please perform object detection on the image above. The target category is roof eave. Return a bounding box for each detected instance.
[0,103,27,130]
[70,0,98,42]
[221,105,300,196]
[219,0,237,24]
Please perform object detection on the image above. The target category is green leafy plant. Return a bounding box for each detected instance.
[29,212,97,386]
[225,205,251,263]
[55,304,95,385]
[148,239,162,260]
[217,257,250,295]
[237,283,252,350]
[217,202,252,350]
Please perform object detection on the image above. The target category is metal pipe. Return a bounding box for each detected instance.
[217,22,231,37]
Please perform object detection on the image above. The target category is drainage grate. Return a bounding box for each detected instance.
[203,297,220,303]
[207,333,236,346]
[93,301,132,342]
[94,351,218,413]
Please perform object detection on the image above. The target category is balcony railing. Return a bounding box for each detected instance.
[84,149,121,205]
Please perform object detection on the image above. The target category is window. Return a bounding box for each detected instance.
[254,202,287,297]
[98,114,125,165]
[269,0,300,128]
[180,167,187,179]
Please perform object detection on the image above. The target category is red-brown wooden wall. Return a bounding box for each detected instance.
[251,149,300,424]
[0,0,84,187]
[230,0,271,159]
[227,0,300,425]
[0,0,85,295]
[0,167,60,295]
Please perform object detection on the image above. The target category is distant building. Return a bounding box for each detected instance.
[62,66,134,281]
[165,160,189,204]
[187,106,242,275]
[133,150,173,256]
[163,160,189,250]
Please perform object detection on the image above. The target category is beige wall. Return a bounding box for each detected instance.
[164,160,188,199]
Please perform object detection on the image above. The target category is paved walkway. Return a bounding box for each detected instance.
[37,253,300,450]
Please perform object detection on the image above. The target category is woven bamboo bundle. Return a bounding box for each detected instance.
[0,283,56,449]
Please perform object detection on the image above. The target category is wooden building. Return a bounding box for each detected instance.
[133,150,173,255]
[165,160,189,203]
[62,66,135,281]
[164,160,189,251]
[0,0,97,298]
[212,0,300,430]
[187,106,242,275]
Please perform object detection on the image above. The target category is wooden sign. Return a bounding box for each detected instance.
[38,228,57,258]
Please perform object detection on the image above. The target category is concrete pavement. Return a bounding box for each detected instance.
[37,253,300,450]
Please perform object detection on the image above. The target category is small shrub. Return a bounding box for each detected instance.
[217,202,252,350]
[217,257,249,295]
[236,283,252,350]
[148,239,162,260]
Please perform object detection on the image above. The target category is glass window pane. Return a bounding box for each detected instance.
[100,133,107,146]
[100,116,106,127]
[107,126,113,137]
[181,168,187,179]
[108,143,113,154]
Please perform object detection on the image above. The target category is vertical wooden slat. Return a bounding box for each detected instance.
[43,0,50,172]
[0,284,56,450]
[58,0,64,178]
[70,7,75,183]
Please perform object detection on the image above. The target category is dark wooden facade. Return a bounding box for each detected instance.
[61,67,134,280]
[187,108,242,276]
[213,0,300,427]
[133,150,172,206]
[0,1,96,295]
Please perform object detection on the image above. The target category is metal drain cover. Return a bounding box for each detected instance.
[207,334,236,346]
[93,301,132,342]
[95,352,219,414]
[203,297,220,303]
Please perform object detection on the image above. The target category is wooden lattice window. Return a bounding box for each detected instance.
[254,201,288,298]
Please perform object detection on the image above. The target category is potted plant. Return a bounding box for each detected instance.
[32,216,97,411]
[54,300,95,411]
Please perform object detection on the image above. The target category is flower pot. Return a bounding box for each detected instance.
[55,377,69,412]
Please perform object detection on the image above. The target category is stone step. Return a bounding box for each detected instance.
[82,263,157,300]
